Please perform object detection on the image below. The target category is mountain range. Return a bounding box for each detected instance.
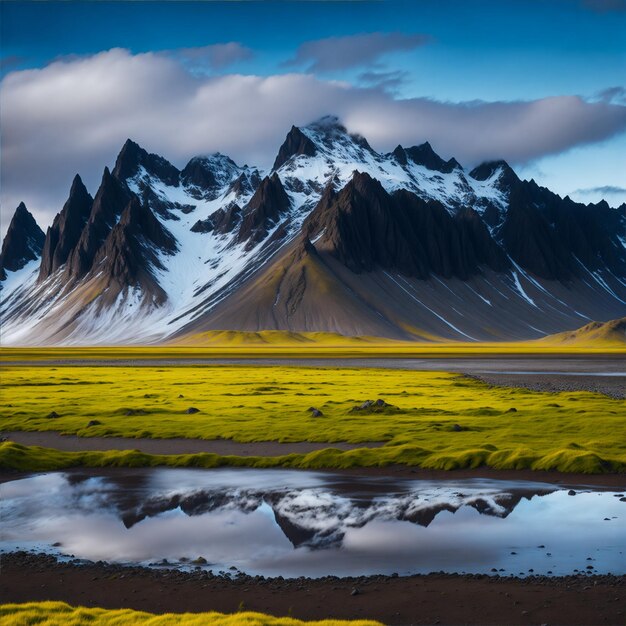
[1,115,625,345]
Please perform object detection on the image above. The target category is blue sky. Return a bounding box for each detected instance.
[3,0,625,101]
[1,0,625,232]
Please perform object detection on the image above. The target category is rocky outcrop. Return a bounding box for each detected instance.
[499,180,626,280]
[226,170,262,198]
[38,175,93,280]
[272,125,318,170]
[470,160,520,191]
[191,203,243,235]
[91,196,177,301]
[304,171,509,279]
[180,154,244,201]
[393,142,460,173]
[66,167,132,278]
[541,195,625,275]
[454,206,511,273]
[0,203,45,279]
[237,174,290,246]
[112,139,180,187]
[180,157,223,191]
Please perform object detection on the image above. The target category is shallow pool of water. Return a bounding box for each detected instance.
[1,468,624,578]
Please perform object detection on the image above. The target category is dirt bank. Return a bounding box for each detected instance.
[1,461,625,489]
[0,431,381,456]
[1,552,623,626]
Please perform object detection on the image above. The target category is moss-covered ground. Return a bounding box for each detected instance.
[0,602,382,626]
[1,364,624,473]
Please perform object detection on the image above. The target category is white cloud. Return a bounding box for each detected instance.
[1,47,626,234]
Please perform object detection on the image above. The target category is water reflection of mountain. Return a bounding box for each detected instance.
[115,484,554,549]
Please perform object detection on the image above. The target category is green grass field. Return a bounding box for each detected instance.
[0,602,382,626]
[2,364,625,473]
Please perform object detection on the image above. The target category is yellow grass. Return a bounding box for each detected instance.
[0,602,383,626]
[1,333,624,363]
[1,364,625,473]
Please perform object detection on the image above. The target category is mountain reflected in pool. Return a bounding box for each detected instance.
[1,468,624,577]
[119,482,549,549]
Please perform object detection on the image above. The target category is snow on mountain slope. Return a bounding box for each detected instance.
[276,116,508,219]
[0,156,269,344]
[1,115,625,345]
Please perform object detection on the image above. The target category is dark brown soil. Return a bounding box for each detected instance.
[1,552,623,625]
[0,431,381,456]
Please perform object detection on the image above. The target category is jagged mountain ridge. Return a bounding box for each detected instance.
[1,115,625,345]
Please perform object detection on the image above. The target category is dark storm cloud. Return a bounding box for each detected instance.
[283,32,431,72]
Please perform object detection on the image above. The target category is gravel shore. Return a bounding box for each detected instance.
[469,372,626,399]
[2,551,624,625]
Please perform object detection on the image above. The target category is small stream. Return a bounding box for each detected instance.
[1,468,624,578]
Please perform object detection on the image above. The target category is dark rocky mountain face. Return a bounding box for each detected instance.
[91,196,177,300]
[0,203,45,279]
[562,199,626,274]
[180,154,244,201]
[113,140,193,218]
[393,143,460,174]
[112,139,180,187]
[38,160,181,291]
[237,173,291,246]
[131,181,195,220]
[227,170,262,198]
[454,206,511,273]
[38,175,93,280]
[180,157,222,191]
[66,168,132,278]
[470,160,520,191]
[304,172,509,280]
[499,186,572,280]
[272,125,318,170]
[191,203,243,235]
[499,179,626,280]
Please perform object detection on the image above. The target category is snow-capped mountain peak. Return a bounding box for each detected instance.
[1,117,625,345]
[272,115,508,218]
